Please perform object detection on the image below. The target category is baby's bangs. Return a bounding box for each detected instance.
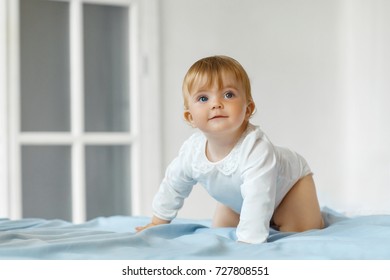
[186,69,225,94]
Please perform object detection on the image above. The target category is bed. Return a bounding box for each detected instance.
[0,207,389,260]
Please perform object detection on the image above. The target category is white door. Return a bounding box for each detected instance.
[1,0,161,222]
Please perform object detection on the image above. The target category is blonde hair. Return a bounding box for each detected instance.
[182,55,254,110]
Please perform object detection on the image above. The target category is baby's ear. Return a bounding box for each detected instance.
[184,110,196,127]
[245,102,256,119]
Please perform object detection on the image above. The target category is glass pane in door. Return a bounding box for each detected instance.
[83,4,130,132]
[21,146,72,220]
[85,145,131,219]
[20,0,70,132]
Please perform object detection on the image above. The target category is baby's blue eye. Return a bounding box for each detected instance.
[198,96,208,102]
[224,91,234,99]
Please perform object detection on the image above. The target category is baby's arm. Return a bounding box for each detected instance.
[135,215,170,232]
[136,136,195,233]
[237,141,278,244]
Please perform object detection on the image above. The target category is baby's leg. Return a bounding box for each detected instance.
[212,203,240,227]
[272,175,324,232]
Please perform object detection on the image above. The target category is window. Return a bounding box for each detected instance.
[1,0,161,222]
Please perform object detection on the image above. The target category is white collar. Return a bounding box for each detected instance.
[191,124,256,175]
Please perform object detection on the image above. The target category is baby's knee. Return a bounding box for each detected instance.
[278,218,324,233]
[212,203,240,228]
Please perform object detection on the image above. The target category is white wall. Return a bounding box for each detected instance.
[342,0,390,215]
[157,0,390,219]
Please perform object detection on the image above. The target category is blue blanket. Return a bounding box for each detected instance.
[0,208,389,259]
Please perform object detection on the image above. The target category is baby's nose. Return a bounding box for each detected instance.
[211,98,223,109]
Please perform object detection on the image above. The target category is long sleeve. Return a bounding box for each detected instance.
[152,139,196,221]
[236,133,278,244]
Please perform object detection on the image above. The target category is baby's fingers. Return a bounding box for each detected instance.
[135,225,146,232]
[135,223,155,232]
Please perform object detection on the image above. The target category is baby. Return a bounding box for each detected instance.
[136,55,324,244]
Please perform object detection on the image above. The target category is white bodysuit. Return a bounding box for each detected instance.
[152,123,312,244]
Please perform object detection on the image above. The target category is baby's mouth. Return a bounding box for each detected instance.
[209,115,228,120]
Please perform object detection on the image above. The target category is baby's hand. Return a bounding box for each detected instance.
[135,216,171,233]
[135,223,157,233]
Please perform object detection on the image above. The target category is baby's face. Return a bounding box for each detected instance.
[184,72,253,136]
